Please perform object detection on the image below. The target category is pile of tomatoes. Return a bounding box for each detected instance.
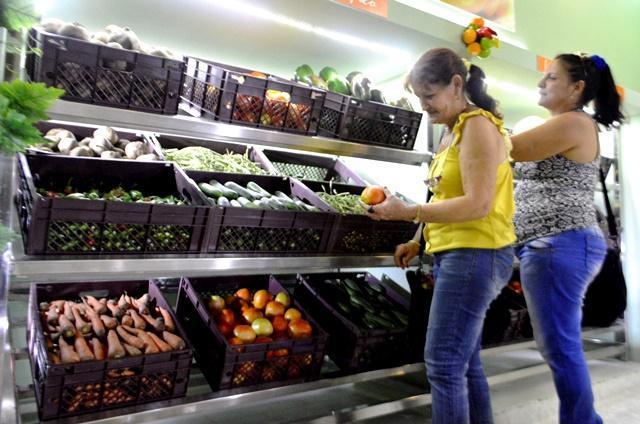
[208,287,314,346]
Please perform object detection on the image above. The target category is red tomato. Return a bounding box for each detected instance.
[218,308,236,327]
[218,322,234,337]
[253,289,272,310]
[360,186,386,205]
[242,307,264,324]
[284,308,302,322]
[288,319,312,339]
[272,315,288,334]
[233,325,256,344]
[255,336,273,343]
[265,301,285,318]
[235,288,251,302]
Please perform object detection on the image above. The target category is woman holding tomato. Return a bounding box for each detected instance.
[509,53,623,424]
[365,47,515,423]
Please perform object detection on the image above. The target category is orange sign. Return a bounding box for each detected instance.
[335,0,388,18]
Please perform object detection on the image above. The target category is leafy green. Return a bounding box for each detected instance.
[0,0,38,32]
[0,80,64,155]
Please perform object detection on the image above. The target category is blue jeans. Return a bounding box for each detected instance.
[426,247,514,424]
[516,226,607,424]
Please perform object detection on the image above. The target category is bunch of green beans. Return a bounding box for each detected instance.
[316,192,365,215]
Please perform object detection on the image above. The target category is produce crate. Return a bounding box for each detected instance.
[317,91,422,150]
[176,275,327,391]
[259,148,366,185]
[29,121,160,158]
[26,27,183,114]
[15,153,210,255]
[303,180,419,254]
[180,56,325,135]
[295,272,410,371]
[27,280,192,420]
[188,171,335,255]
[154,134,273,175]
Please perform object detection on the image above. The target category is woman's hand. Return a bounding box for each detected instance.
[394,241,421,269]
[362,188,416,221]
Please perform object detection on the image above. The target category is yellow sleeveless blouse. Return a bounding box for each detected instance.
[423,109,516,253]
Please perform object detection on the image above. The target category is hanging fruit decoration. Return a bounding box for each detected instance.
[461,17,499,58]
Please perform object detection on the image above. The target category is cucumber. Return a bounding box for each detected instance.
[230,199,241,207]
[275,191,294,202]
[343,278,360,291]
[217,196,230,207]
[392,310,409,326]
[370,284,386,294]
[336,301,352,315]
[266,197,287,210]
[255,199,271,209]
[246,181,272,198]
[224,181,262,200]
[198,182,223,199]
[351,295,375,313]
[237,197,259,209]
[209,180,239,200]
[277,197,299,211]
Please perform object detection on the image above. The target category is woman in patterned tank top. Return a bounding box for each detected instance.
[511,54,624,424]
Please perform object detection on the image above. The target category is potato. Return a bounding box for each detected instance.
[92,31,111,44]
[93,127,119,144]
[58,23,90,41]
[79,137,92,146]
[101,151,123,159]
[58,138,78,155]
[89,138,114,155]
[69,146,94,157]
[47,129,75,140]
[125,141,147,159]
[108,27,141,51]
[39,18,65,34]
[135,153,159,161]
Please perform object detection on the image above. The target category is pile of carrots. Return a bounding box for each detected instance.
[39,292,186,364]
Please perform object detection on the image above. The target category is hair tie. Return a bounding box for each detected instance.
[590,54,607,71]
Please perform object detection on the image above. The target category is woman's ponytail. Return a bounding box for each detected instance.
[466,64,502,119]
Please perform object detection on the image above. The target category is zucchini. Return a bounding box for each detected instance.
[392,310,409,326]
[230,199,241,207]
[224,181,262,200]
[275,191,294,202]
[198,182,223,199]
[343,278,360,291]
[370,284,386,294]
[209,180,239,200]
[246,181,272,198]
[237,197,259,209]
[217,196,230,207]
[266,197,287,210]
[351,295,375,313]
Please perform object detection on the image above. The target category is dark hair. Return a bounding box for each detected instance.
[408,48,502,118]
[555,53,624,127]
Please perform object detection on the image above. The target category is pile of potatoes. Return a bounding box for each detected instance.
[37,126,159,161]
[37,18,177,60]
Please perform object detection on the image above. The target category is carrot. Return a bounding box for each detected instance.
[84,295,107,315]
[117,294,129,310]
[107,330,125,359]
[74,331,95,361]
[90,338,106,361]
[121,314,133,327]
[141,313,164,332]
[86,308,106,337]
[58,315,75,338]
[122,343,142,357]
[129,310,146,330]
[72,305,91,334]
[100,315,117,330]
[162,331,186,350]
[49,331,61,342]
[122,326,158,354]
[116,326,145,350]
[147,331,172,353]
[136,293,150,315]
[106,300,124,318]
[64,301,75,322]
[157,307,175,332]
[59,337,80,364]
[48,351,62,364]
[46,304,59,325]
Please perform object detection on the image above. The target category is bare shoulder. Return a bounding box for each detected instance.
[544,111,594,137]
[459,114,502,150]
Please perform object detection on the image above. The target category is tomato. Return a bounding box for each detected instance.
[251,318,274,336]
[225,295,235,306]
[274,292,290,308]
[235,288,251,302]
[288,319,312,339]
[265,301,285,318]
[255,336,273,343]
[462,27,477,44]
[242,307,264,324]
[271,315,288,334]
[253,289,272,310]
[228,337,243,345]
[360,186,386,205]
[472,17,485,28]
[208,295,225,313]
[266,348,289,359]
[218,322,234,337]
[284,308,302,322]
[218,308,236,327]
[233,325,256,343]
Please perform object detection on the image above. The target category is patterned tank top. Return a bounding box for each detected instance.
[514,154,599,243]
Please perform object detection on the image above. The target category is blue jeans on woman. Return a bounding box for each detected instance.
[516,226,607,424]
[426,247,514,424]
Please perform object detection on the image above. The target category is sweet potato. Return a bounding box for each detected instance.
[129,309,146,330]
[147,331,172,352]
[116,326,144,350]
[59,337,80,364]
[90,338,106,361]
[85,295,107,315]
[74,332,95,361]
[72,305,91,334]
[107,330,125,359]
[162,331,186,350]
[100,314,117,330]
[141,313,164,332]
[121,314,133,327]
[157,307,175,332]
[122,343,142,356]
[58,315,75,338]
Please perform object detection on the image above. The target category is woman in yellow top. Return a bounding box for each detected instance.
[366,48,515,424]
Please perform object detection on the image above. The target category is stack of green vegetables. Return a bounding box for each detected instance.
[316,191,365,215]
[37,187,186,205]
[198,179,320,212]
[163,146,268,175]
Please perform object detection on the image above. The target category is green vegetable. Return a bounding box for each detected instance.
[0,0,38,32]
[198,182,223,199]
[309,75,328,90]
[295,64,314,84]
[209,180,239,200]
[246,181,271,198]
[217,196,230,207]
[224,181,261,200]
[316,191,365,215]
[319,66,338,83]
[163,146,268,175]
[369,89,386,104]
[328,78,350,95]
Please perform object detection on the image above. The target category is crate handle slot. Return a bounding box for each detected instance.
[78,289,110,298]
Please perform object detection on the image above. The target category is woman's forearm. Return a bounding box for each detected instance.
[414,195,490,224]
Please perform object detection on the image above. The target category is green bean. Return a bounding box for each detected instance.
[316,192,365,215]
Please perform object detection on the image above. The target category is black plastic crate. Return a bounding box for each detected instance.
[29,121,160,159]
[317,91,422,150]
[259,148,365,185]
[27,280,192,420]
[15,153,209,255]
[26,27,183,114]
[188,171,335,255]
[180,56,325,135]
[295,272,410,371]
[154,134,273,175]
[176,275,327,391]
[302,181,419,254]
